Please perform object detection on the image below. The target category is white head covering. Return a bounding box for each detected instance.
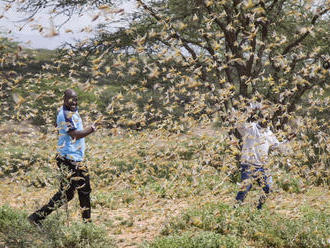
[249,102,262,111]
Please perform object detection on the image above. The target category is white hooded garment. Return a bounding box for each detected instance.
[237,122,288,166]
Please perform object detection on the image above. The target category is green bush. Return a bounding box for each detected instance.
[0,205,35,248]
[0,205,115,248]
[144,231,242,248]
[156,203,329,248]
[44,221,113,248]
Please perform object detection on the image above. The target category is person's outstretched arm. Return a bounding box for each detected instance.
[68,125,95,140]
[269,131,295,153]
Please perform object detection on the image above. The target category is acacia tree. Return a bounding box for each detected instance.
[7,0,328,125]
[70,0,329,131]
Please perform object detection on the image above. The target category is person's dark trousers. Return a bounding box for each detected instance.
[30,155,92,223]
[235,163,271,209]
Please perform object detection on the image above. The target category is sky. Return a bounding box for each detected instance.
[0,0,136,50]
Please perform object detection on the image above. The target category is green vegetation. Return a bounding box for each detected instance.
[0,128,329,247]
[146,203,329,248]
[144,232,242,248]
[0,205,114,248]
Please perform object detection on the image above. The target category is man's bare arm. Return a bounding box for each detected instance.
[68,126,95,140]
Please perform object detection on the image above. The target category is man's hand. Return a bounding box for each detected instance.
[91,125,96,132]
[287,133,296,141]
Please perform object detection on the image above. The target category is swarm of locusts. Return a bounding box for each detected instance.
[0,0,329,246]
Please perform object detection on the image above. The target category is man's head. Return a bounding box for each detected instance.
[248,101,270,127]
[63,89,78,112]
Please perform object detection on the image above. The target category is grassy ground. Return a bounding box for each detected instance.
[0,123,329,248]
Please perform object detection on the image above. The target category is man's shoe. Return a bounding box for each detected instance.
[257,202,263,210]
[257,195,266,210]
[233,200,243,209]
[83,218,92,224]
[28,213,43,228]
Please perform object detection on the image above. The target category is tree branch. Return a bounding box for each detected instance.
[137,0,197,60]
[282,7,330,55]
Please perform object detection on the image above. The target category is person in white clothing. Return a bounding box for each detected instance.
[235,102,293,209]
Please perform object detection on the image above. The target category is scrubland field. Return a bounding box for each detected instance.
[0,122,329,248]
[1,0,330,246]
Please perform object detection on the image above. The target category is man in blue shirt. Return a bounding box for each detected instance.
[28,89,96,226]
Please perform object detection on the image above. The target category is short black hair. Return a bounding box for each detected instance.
[64,89,77,99]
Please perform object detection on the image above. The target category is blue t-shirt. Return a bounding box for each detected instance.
[57,106,85,161]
